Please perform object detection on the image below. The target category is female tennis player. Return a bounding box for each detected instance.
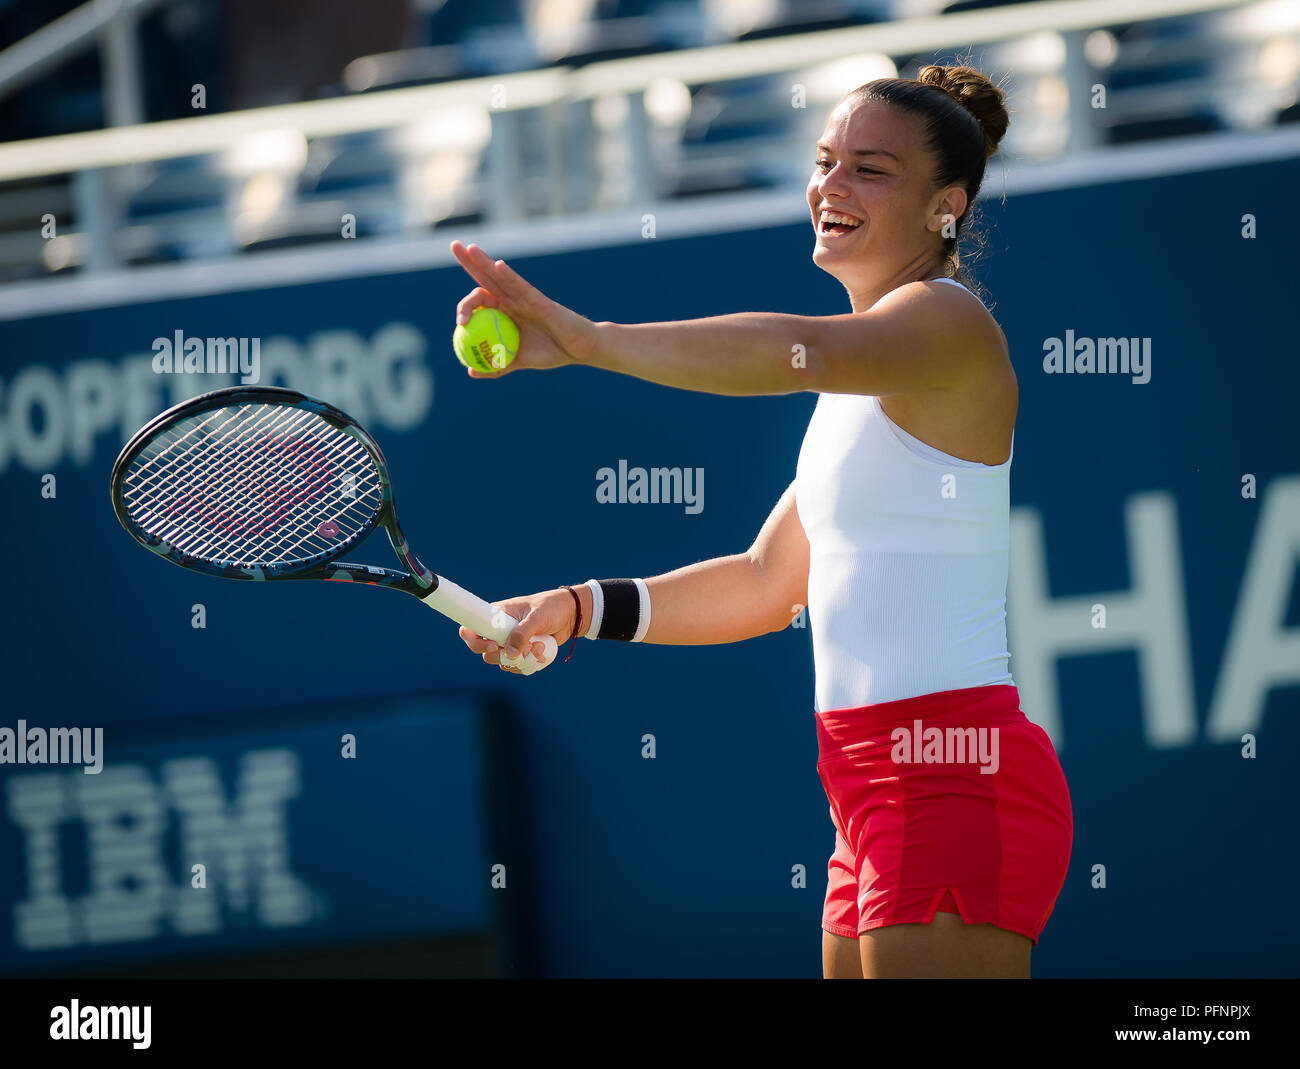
[451,64,1072,979]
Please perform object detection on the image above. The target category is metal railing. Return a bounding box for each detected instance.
[0,0,1291,281]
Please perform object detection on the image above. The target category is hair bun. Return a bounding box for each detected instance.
[917,64,1008,159]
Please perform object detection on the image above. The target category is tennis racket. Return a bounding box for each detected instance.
[110,385,556,674]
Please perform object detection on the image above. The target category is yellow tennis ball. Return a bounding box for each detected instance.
[453,306,519,372]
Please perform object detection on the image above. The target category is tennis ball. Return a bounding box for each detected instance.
[453,306,519,373]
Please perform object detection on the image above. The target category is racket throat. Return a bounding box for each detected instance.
[385,525,435,589]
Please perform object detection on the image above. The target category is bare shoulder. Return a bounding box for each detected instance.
[875,280,1017,464]
[883,278,1007,362]
[813,276,1015,399]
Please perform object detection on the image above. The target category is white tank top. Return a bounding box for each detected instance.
[794,278,1015,712]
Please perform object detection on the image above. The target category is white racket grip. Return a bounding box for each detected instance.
[421,575,557,675]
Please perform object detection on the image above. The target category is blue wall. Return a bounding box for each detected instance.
[0,696,498,974]
[1,152,1297,976]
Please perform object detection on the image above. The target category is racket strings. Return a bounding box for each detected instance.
[163,409,380,562]
[122,402,383,566]
[126,404,300,534]
[151,409,348,552]
[137,408,309,543]
[129,411,329,560]
[133,410,378,564]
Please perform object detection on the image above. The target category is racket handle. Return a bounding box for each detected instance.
[421,575,557,675]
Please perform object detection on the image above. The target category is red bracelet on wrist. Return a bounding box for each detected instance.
[562,585,582,663]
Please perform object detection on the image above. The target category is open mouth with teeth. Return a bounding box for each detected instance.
[819,211,864,236]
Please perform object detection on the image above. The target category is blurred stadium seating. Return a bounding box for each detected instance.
[0,0,1296,280]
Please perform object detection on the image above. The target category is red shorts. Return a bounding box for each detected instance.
[817,684,1072,944]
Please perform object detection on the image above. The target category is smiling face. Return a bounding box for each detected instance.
[807,96,968,307]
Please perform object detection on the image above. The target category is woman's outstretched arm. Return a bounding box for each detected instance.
[634,478,808,645]
[451,240,999,398]
[459,481,809,668]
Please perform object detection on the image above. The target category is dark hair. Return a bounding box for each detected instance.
[840,64,1008,293]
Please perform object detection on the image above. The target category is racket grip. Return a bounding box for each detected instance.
[421,575,557,675]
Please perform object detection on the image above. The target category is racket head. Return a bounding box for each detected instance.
[110,386,395,581]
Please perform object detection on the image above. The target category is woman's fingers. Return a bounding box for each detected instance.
[487,258,557,329]
[452,242,539,313]
[457,598,559,676]
[458,625,498,656]
[485,256,530,303]
[456,286,497,325]
[450,241,502,296]
[476,636,507,667]
[498,638,549,671]
[503,605,549,660]
[489,256,540,307]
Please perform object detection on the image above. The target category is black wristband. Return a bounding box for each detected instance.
[597,579,640,642]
